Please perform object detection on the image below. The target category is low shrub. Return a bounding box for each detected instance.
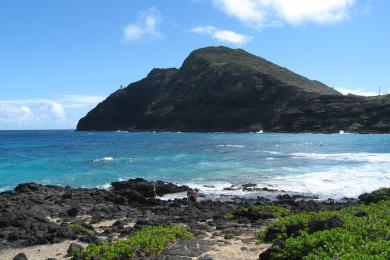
[358,187,390,204]
[73,225,193,260]
[259,200,390,259]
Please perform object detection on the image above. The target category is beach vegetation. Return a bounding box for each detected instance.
[67,223,94,236]
[358,187,390,204]
[73,224,193,260]
[237,204,289,217]
[225,212,235,220]
[258,198,390,259]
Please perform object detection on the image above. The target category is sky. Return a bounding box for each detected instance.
[0,0,389,130]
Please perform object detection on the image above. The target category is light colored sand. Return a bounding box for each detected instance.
[0,240,86,260]
[202,237,270,260]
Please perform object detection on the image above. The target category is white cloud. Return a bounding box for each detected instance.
[336,87,380,96]
[212,0,356,28]
[123,7,162,41]
[191,25,252,44]
[0,95,105,129]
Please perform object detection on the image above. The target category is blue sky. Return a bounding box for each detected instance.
[0,0,389,129]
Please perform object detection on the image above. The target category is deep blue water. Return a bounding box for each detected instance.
[1,130,390,199]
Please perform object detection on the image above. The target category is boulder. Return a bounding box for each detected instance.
[111,178,188,198]
[67,242,83,255]
[13,253,28,260]
[66,207,79,217]
[308,216,343,234]
[286,223,305,237]
[263,226,281,242]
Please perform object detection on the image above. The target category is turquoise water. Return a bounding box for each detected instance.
[1,130,390,199]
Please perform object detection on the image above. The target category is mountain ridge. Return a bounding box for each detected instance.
[77,46,390,133]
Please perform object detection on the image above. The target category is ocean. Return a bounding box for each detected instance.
[0,130,389,200]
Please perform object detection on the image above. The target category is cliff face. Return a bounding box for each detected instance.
[77,46,390,133]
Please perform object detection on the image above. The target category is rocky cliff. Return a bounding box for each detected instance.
[77,46,390,133]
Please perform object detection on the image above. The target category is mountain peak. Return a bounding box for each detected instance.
[181,46,340,96]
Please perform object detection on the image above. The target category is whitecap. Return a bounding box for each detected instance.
[291,152,390,163]
[262,164,390,199]
[93,156,114,162]
[97,183,111,189]
[217,144,245,148]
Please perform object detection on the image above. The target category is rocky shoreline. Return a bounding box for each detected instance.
[0,178,372,259]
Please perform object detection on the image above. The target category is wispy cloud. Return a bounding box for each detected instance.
[191,25,252,45]
[212,0,356,28]
[123,7,162,41]
[0,95,105,129]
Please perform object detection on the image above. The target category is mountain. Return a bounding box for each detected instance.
[77,46,390,133]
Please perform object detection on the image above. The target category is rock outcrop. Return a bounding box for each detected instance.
[77,46,390,133]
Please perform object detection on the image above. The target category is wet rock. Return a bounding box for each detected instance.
[242,183,257,191]
[308,216,343,234]
[13,253,28,260]
[277,194,297,205]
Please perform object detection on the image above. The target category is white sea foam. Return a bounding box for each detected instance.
[217,144,245,148]
[262,164,390,199]
[93,157,114,162]
[265,157,275,160]
[97,183,111,189]
[291,152,390,163]
[0,186,12,192]
[266,151,281,155]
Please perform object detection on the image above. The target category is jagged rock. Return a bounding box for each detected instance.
[66,207,79,217]
[76,46,390,133]
[308,216,343,234]
[286,222,305,237]
[111,178,188,198]
[67,242,83,255]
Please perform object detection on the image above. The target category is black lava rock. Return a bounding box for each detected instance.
[308,216,343,234]
[13,253,28,260]
[286,222,305,237]
[354,211,369,217]
[263,226,282,242]
[67,242,83,255]
[66,207,79,217]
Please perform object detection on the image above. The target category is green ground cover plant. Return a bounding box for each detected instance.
[259,195,390,259]
[237,204,290,217]
[73,225,193,260]
[67,223,94,236]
